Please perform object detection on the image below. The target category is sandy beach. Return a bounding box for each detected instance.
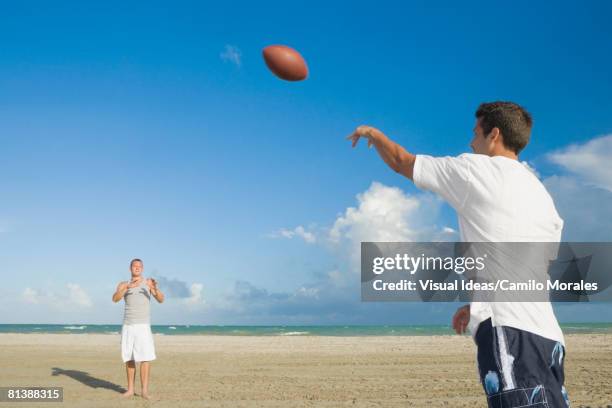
[1,333,611,407]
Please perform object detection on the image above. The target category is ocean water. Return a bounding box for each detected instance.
[0,323,610,336]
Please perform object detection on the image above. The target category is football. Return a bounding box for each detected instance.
[262,45,308,82]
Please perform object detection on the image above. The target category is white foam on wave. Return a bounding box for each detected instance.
[64,325,87,330]
[279,331,309,336]
[168,326,177,330]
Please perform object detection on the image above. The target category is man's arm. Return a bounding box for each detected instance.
[112,281,128,303]
[348,125,473,210]
[147,279,165,303]
[347,125,416,180]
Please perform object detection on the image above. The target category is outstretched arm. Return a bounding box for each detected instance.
[347,125,417,180]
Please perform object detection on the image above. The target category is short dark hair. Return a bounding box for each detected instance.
[130,258,143,267]
[475,101,533,154]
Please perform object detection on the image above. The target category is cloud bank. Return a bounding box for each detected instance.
[21,283,92,308]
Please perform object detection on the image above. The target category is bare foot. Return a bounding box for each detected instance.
[141,392,151,400]
[121,390,134,398]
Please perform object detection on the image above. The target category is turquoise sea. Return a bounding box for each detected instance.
[0,323,611,336]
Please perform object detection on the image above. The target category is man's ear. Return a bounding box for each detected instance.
[487,127,500,142]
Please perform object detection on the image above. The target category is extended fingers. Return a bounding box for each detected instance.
[347,125,377,149]
[346,131,360,148]
[347,127,368,147]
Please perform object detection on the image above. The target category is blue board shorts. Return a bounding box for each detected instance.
[475,318,570,408]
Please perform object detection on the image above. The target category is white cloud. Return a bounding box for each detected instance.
[184,283,204,305]
[544,175,612,241]
[220,45,242,67]
[543,134,612,241]
[327,182,456,271]
[67,283,93,307]
[547,134,612,192]
[270,225,316,243]
[21,284,92,308]
[270,182,455,279]
[22,287,40,304]
[441,226,457,235]
[268,182,456,286]
[295,286,319,299]
[329,182,452,244]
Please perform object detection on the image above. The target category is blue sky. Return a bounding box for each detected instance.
[1,1,611,324]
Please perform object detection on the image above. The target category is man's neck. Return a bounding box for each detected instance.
[491,150,518,160]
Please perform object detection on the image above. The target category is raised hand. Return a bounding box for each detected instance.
[146,278,158,292]
[346,125,383,148]
[112,281,130,303]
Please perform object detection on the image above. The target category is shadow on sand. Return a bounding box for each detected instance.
[51,367,126,393]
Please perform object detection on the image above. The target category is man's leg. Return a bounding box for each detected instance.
[140,361,151,399]
[122,360,136,397]
[475,318,503,405]
[475,318,570,407]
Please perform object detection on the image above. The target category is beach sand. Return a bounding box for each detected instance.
[1,333,611,407]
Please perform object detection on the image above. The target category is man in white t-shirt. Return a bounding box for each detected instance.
[347,101,570,407]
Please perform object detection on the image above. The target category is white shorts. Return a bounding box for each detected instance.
[121,324,156,363]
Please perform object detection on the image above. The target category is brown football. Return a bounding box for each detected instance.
[262,45,308,82]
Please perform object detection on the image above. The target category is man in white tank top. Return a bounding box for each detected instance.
[347,101,570,407]
[112,258,164,400]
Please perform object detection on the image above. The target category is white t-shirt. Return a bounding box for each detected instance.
[413,153,565,345]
